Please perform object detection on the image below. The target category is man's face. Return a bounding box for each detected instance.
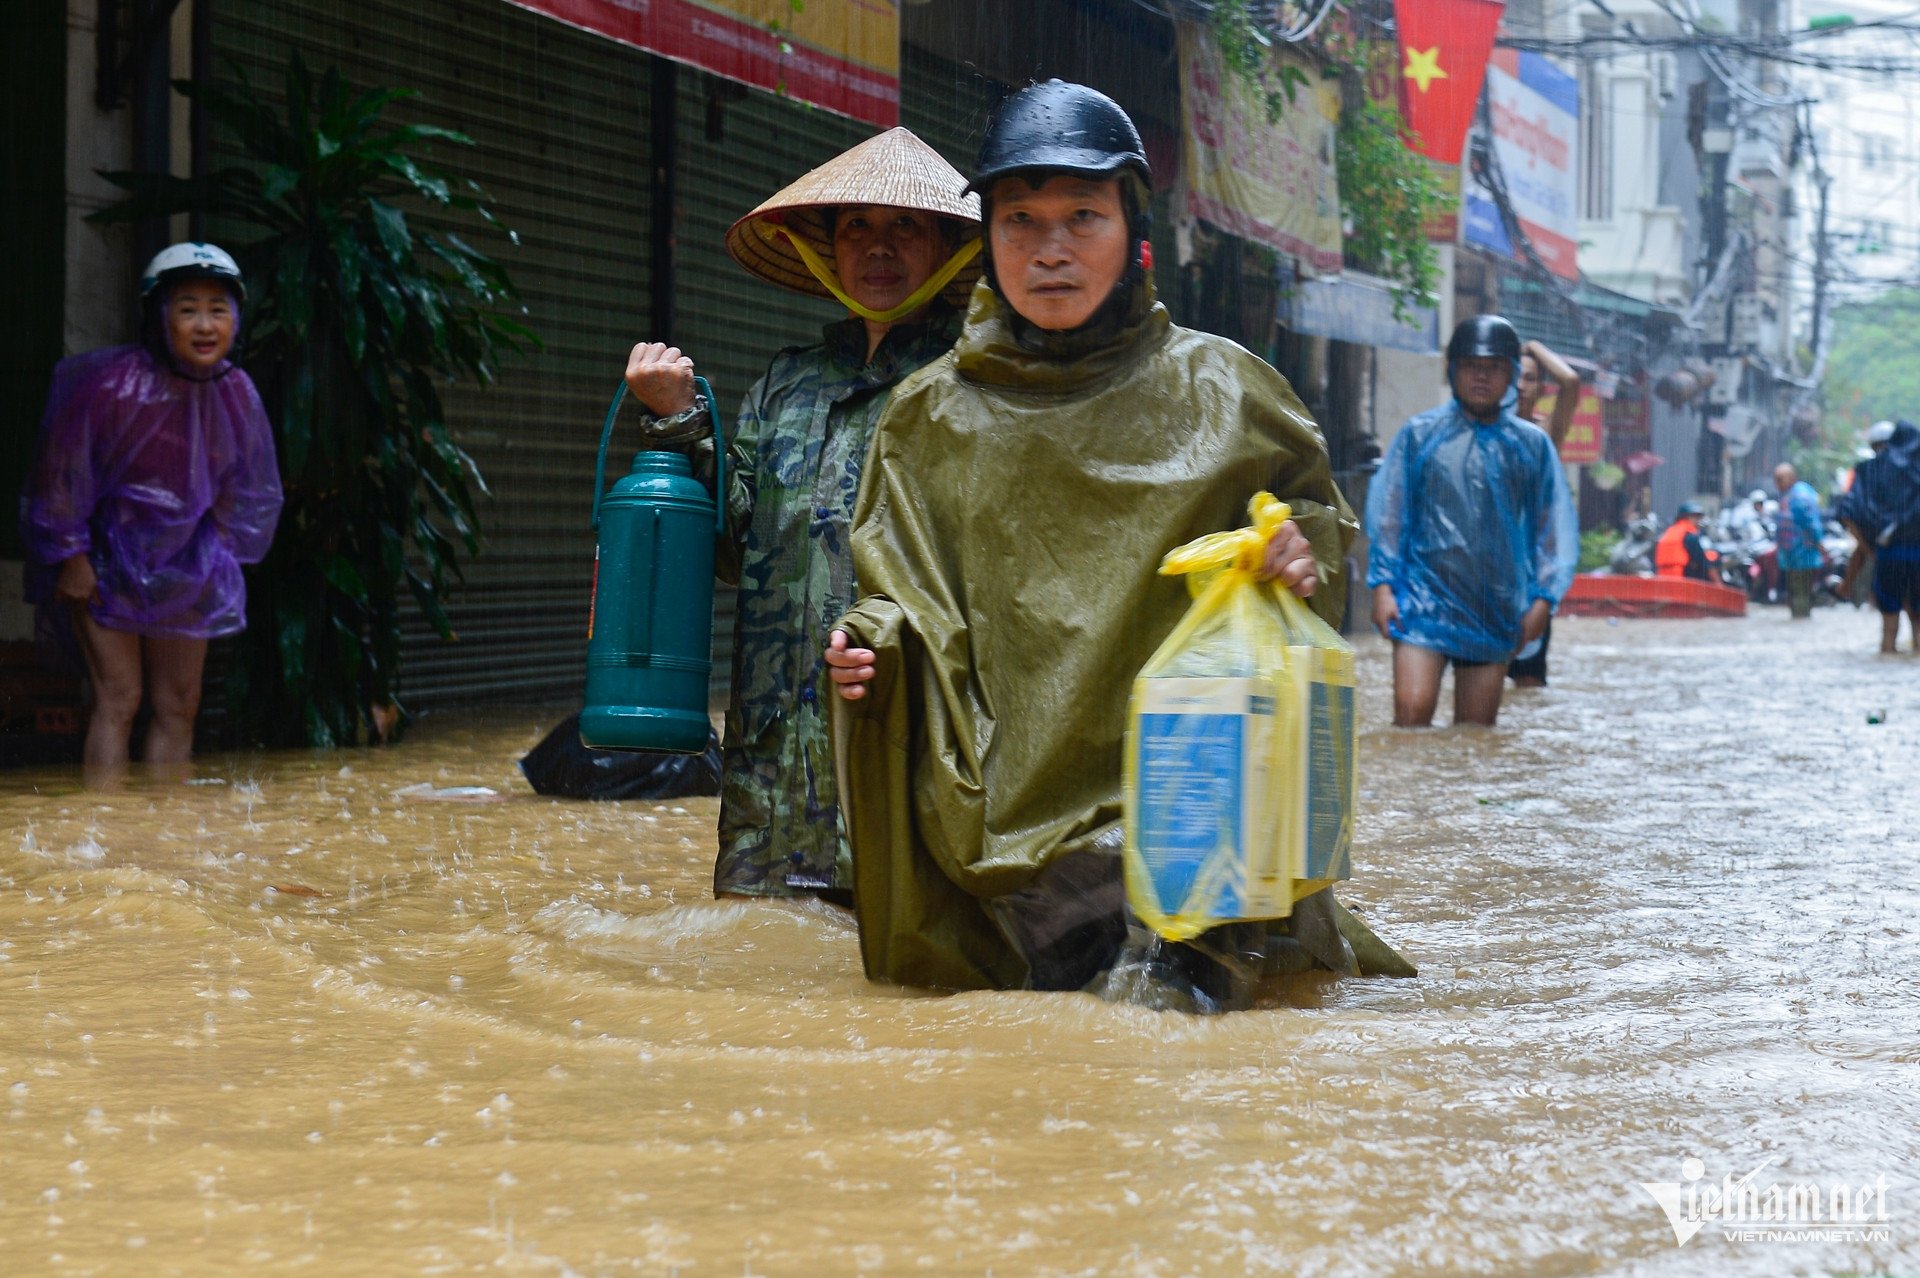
[1516,353,1541,403]
[165,281,237,372]
[832,205,942,319]
[987,175,1132,331]
[1453,356,1512,417]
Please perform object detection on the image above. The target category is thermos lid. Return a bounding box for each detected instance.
[603,450,709,507]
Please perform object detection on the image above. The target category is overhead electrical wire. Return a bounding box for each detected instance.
[1127,0,1343,44]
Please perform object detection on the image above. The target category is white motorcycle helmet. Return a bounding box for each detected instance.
[140,241,246,303]
[1866,420,1896,447]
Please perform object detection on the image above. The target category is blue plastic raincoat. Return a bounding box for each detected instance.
[1776,480,1824,572]
[1838,420,1920,548]
[1366,394,1577,663]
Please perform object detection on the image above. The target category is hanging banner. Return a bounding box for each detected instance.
[1463,49,1580,279]
[1537,386,1605,463]
[1394,0,1505,165]
[504,0,899,128]
[1179,25,1343,273]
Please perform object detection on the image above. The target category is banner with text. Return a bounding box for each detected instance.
[505,0,898,128]
[1179,25,1343,273]
[1463,49,1579,280]
[1538,386,1605,464]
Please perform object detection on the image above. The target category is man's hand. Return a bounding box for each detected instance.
[824,629,876,701]
[623,342,698,418]
[1519,598,1551,648]
[53,554,97,606]
[1257,519,1317,597]
[1371,584,1399,639]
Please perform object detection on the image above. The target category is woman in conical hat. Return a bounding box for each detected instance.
[619,127,979,903]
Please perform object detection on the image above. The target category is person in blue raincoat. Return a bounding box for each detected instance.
[1773,462,1827,619]
[1366,315,1577,727]
[1835,419,1920,651]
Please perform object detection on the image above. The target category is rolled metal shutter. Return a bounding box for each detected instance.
[210,0,653,710]
[900,44,1005,175]
[670,74,865,705]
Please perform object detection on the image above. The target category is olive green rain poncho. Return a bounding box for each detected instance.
[831,276,1404,992]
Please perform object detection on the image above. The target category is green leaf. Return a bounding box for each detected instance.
[380,153,451,203]
[261,163,301,203]
[382,122,475,150]
[322,555,369,603]
[405,566,455,639]
[367,198,411,260]
[367,270,408,336]
[423,234,492,299]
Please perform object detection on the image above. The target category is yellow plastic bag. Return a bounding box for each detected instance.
[1123,492,1356,942]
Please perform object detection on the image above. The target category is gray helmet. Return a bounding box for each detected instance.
[1447,314,1522,363]
[965,80,1150,196]
[1677,501,1706,520]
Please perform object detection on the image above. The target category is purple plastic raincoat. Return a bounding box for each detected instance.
[20,346,282,639]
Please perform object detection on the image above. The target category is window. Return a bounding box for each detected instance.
[1856,219,1894,253]
[1582,69,1612,220]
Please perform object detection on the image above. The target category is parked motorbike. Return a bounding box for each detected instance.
[1816,521,1856,606]
[1608,515,1660,575]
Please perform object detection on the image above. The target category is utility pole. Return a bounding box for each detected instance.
[1806,131,1833,382]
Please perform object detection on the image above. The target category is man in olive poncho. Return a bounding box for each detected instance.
[825,83,1411,1007]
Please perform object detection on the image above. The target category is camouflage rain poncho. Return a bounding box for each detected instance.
[635,309,960,897]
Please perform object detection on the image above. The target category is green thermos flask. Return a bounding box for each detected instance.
[579,376,723,753]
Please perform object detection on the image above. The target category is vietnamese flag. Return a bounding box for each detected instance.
[1394,0,1506,164]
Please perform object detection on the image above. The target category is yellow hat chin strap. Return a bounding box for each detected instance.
[765,222,981,324]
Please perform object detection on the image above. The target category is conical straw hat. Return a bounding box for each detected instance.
[726,127,982,308]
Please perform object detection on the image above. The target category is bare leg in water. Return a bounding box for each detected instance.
[143,633,208,772]
[74,612,207,783]
[1392,643,1509,727]
[74,610,143,783]
[1452,662,1509,726]
[1391,643,1446,727]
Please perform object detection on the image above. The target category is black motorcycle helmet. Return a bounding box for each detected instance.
[1446,314,1522,364]
[966,80,1154,313]
[1445,314,1523,416]
[966,80,1151,196]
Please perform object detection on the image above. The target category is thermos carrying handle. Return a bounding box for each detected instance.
[592,374,726,536]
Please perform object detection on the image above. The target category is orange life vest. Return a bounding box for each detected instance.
[1655,518,1707,578]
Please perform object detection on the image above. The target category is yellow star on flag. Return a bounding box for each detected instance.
[1404,46,1448,93]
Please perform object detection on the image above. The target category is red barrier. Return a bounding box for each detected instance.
[1560,573,1748,618]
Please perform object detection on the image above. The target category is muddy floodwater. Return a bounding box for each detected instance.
[2,610,1916,1276]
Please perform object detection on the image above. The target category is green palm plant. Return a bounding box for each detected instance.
[94,54,535,746]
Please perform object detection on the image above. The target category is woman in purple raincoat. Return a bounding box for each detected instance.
[21,243,282,773]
